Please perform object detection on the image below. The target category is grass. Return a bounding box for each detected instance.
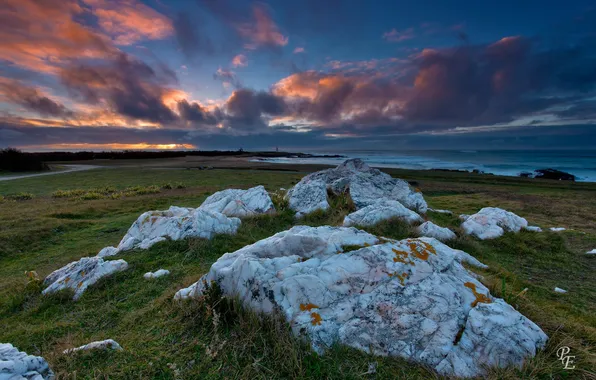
[0,166,595,379]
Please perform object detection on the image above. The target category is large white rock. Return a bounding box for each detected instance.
[199,185,275,217]
[343,199,423,227]
[175,226,546,377]
[63,339,123,354]
[115,207,241,253]
[461,207,528,240]
[43,257,128,300]
[0,343,54,379]
[286,159,427,217]
[417,221,457,241]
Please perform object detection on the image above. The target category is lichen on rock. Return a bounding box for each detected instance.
[175,225,546,378]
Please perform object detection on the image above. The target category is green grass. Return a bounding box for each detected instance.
[0,167,595,379]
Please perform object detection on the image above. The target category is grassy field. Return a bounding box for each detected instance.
[0,165,595,379]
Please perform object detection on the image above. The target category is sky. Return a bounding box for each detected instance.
[1,0,596,152]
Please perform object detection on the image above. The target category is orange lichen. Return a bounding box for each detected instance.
[396,272,409,285]
[464,282,492,307]
[64,276,71,283]
[392,248,411,264]
[415,188,422,193]
[300,303,319,312]
[364,242,371,247]
[77,281,83,288]
[311,312,322,326]
[79,270,85,277]
[409,240,436,261]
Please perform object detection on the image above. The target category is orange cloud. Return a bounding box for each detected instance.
[83,0,174,45]
[232,54,248,67]
[21,143,196,151]
[238,4,288,50]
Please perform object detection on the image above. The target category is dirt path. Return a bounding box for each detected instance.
[0,165,101,182]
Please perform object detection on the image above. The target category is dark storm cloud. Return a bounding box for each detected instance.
[59,53,179,123]
[176,99,221,124]
[224,88,286,129]
[0,79,72,117]
[173,12,215,58]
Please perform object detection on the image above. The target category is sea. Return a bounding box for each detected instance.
[252,150,596,183]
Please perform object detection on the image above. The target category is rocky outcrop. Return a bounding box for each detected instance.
[199,185,275,217]
[461,207,528,240]
[100,207,241,255]
[43,257,128,300]
[416,221,456,241]
[286,159,427,217]
[143,269,170,279]
[534,169,575,181]
[175,226,546,378]
[343,199,423,227]
[63,339,123,354]
[0,343,54,379]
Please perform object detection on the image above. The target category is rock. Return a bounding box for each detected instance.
[199,185,275,218]
[461,207,528,240]
[97,246,119,258]
[175,226,546,378]
[554,287,567,294]
[117,207,241,252]
[143,269,170,279]
[43,257,128,300]
[459,214,470,221]
[519,171,533,178]
[416,221,456,241]
[63,339,123,354]
[342,199,423,227]
[286,159,427,217]
[549,227,566,232]
[287,180,329,218]
[428,208,453,215]
[525,226,542,232]
[533,168,575,181]
[586,249,596,255]
[0,343,55,379]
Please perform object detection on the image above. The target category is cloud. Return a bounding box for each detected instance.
[177,99,222,125]
[224,89,287,130]
[173,12,215,58]
[0,78,72,117]
[213,67,242,89]
[382,28,415,43]
[237,3,288,50]
[59,53,179,123]
[82,0,174,45]
[0,0,112,73]
[293,47,305,54]
[231,54,248,67]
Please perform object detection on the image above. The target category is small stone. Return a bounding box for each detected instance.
[63,339,123,354]
[586,249,596,255]
[554,287,567,294]
[144,269,170,279]
[416,221,457,241]
[549,227,566,232]
[525,226,542,232]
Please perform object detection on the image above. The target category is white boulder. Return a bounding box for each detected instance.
[199,185,275,217]
[417,221,456,241]
[286,159,427,217]
[116,207,241,252]
[43,257,128,300]
[143,269,170,279]
[343,199,423,227]
[175,226,546,378]
[286,180,329,218]
[461,207,528,240]
[97,246,119,258]
[63,339,123,354]
[525,226,542,232]
[0,343,54,379]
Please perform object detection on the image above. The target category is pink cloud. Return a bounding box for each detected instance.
[382,27,415,43]
[293,47,305,54]
[232,54,248,67]
[237,4,288,50]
